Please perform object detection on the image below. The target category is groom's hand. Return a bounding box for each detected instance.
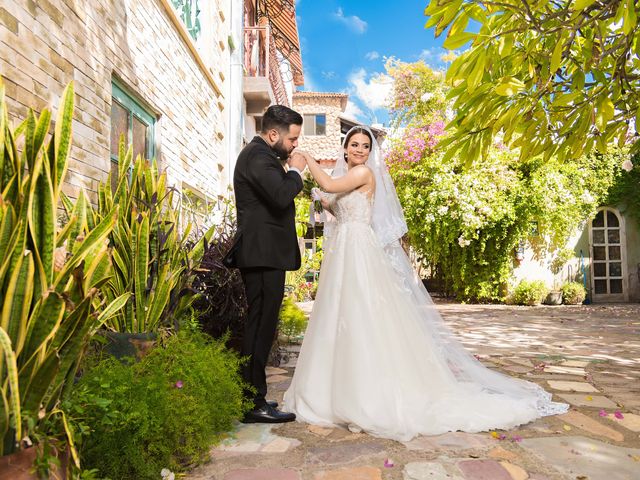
[288,152,306,171]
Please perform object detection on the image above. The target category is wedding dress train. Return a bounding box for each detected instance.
[283,189,568,441]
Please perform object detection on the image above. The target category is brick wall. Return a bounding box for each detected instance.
[0,0,229,202]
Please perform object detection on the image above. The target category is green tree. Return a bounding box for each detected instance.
[425,0,640,163]
[384,59,625,301]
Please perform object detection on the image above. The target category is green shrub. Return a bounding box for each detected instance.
[279,297,308,343]
[561,281,586,305]
[63,329,250,479]
[511,280,548,306]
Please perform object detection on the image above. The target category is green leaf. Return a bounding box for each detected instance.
[444,32,476,50]
[552,91,581,107]
[425,0,448,16]
[425,11,444,29]
[134,214,150,332]
[21,292,65,364]
[572,70,586,90]
[436,0,463,37]
[574,0,598,10]
[96,293,132,327]
[53,82,74,199]
[498,35,514,57]
[550,35,565,74]
[1,250,34,349]
[623,0,637,35]
[595,96,615,131]
[54,205,118,285]
[448,11,469,38]
[0,327,21,448]
[467,51,486,93]
[495,77,526,96]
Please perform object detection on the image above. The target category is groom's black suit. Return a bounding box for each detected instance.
[230,135,303,408]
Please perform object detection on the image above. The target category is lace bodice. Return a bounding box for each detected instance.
[330,190,373,225]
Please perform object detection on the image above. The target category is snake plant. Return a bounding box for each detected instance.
[0,80,126,456]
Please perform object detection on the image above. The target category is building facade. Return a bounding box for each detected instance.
[241,0,304,147]
[1,0,233,207]
[513,205,640,303]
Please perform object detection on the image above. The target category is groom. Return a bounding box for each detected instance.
[228,105,305,423]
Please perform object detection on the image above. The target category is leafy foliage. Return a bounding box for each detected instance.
[425,0,640,163]
[278,297,308,343]
[605,153,640,223]
[191,199,248,352]
[63,329,249,479]
[0,81,125,461]
[561,281,587,305]
[87,146,213,333]
[386,60,624,301]
[511,279,548,306]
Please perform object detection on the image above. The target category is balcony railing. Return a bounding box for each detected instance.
[171,0,201,41]
[244,26,269,78]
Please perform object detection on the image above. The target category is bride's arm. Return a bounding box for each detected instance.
[301,151,372,193]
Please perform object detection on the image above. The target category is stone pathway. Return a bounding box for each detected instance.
[187,302,640,480]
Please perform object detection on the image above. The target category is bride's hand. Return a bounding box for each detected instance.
[311,187,324,200]
[296,150,315,163]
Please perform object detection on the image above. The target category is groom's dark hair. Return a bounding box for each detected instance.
[261,105,303,134]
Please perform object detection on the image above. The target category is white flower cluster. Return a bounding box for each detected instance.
[458,236,471,247]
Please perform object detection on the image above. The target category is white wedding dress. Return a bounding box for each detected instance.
[283,189,568,441]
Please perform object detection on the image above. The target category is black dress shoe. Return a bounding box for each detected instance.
[241,404,295,424]
[267,400,278,408]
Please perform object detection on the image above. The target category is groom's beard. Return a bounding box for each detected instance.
[272,139,292,161]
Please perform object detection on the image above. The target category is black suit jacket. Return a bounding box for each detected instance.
[228,136,303,271]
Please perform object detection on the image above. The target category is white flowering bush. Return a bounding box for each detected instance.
[385,60,625,301]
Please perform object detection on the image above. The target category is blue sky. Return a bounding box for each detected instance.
[295,0,448,126]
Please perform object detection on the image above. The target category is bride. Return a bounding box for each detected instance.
[282,125,568,442]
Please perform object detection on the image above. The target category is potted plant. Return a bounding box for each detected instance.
[561,281,586,305]
[545,248,574,305]
[511,279,548,306]
[0,81,127,476]
[83,143,213,353]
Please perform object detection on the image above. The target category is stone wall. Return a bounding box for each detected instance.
[0,0,229,202]
[293,93,345,167]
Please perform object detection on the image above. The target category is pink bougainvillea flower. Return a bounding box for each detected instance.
[175,380,184,389]
[598,409,608,417]
[384,458,394,468]
[614,411,624,419]
[510,435,523,443]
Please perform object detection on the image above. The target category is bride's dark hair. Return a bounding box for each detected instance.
[344,127,373,161]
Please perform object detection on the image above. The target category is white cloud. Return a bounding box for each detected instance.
[418,47,451,69]
[365,51,380,61]
[334,7,367,34]
[343,100,364,121]
[302,68,318,91]
[321,70,337,80]
[347,68,393,111]
[419,47,443,60]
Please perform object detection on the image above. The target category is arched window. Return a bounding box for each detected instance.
[589,208,627,301]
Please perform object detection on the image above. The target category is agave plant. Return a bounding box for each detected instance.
[90,144,213,333]
[0,80,127,458]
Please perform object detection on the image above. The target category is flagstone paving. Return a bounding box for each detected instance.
[187,302,640,480]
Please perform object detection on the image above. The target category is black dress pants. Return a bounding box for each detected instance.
[240,267,285,408]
